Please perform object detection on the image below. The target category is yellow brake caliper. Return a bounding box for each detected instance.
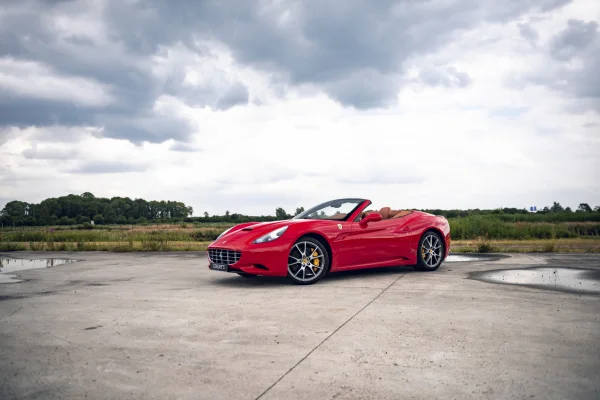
[311,248,320,272]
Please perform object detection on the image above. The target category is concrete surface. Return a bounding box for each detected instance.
[1,252,599,400]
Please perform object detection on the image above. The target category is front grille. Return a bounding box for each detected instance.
[208,248,242,265]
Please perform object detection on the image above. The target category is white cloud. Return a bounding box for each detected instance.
[1,0,599,214]
[0,57,113,107]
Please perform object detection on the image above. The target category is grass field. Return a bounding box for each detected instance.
[450,238,600,253]
[1,220,599,253]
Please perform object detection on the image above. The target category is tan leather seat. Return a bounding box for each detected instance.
[361,208,412,220]
[392,210,412,218]
[379,207,392,219]
[376,207,414,220]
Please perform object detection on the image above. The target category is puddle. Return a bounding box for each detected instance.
[470,267,600,295]
[0,274,24,284]
[0,257,77,283]
[446,254,485,262]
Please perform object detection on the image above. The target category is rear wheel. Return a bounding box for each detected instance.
[287,237,330,285]
[414,231,444,271]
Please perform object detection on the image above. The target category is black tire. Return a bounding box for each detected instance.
[287,236,330,285]
[414,231,444,271]
[237,272,257,278]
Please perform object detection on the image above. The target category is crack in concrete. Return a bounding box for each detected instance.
[255,273,406,400]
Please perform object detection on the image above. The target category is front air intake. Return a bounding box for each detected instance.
[208,249,242,265]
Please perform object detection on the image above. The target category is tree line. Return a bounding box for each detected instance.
[421,202,599,219]
[1,193,193,227]
[1,193,598,227]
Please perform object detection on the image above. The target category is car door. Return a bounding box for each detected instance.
[349,215,414,267]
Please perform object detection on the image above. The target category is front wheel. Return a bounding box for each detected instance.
[414,231,444,271]
[287,237,330,285]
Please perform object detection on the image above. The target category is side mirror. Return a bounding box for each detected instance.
[359,212,382,227]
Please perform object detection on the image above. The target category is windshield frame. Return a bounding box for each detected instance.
[293,198,368,221]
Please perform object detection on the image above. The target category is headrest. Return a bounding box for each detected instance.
[379,207,392,219]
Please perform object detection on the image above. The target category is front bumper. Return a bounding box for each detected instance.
[207,239,293,277]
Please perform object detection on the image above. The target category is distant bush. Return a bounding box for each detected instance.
[0,242,27,251]
[542,241,556,253]
[78,222,94,230]
[449,216,600,240]
[59,217,76,226]
[30,242,45,251]
[77,216,91,224]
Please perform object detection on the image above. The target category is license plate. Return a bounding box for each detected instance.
[210,263,228,272]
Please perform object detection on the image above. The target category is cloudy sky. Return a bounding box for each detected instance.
[1,0,599,215]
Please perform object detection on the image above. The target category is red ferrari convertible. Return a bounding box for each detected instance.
[207,198,451,285]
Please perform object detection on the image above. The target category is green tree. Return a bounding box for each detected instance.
[93,214,105,224]
[1,201,29,225]
[104,205,117,224]
[577,203,592,213]
[77,215,91,224]
[295,207,305,215]
[550,202,564,213]
[275,207,289,220]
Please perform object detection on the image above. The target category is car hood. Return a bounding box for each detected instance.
[213,219,308,245]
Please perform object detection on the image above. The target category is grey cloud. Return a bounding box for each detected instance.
[69,161,147,174]
[0,0,576,138]
[416,66,472,88]
[23,146,77,160]
[0,93,94,127]
[542,19,600,110]
[324,69,399,109]
[215,84,249,110]
[100,113,193,145]
[518,23,539,42]
[550,19,598,60]
[538,0,572,12]
[169,141,202,152]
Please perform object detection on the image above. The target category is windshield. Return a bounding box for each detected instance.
[293,199,365,221]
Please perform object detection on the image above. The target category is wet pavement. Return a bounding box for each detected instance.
[470,267,600,295]
[0,256,77,273]
[445,254,504,262]
[0,256,77,284]
[0,252,599,400]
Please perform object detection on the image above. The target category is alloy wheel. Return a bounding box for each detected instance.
[421,234,442,268]
[288,241,325,283]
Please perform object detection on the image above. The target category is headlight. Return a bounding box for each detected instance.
[216,227,234,240]
[253,226,288,244]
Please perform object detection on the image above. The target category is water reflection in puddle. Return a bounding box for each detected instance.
[470,267,600,295]
[446,255,485,262]
[0,257,76,274]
